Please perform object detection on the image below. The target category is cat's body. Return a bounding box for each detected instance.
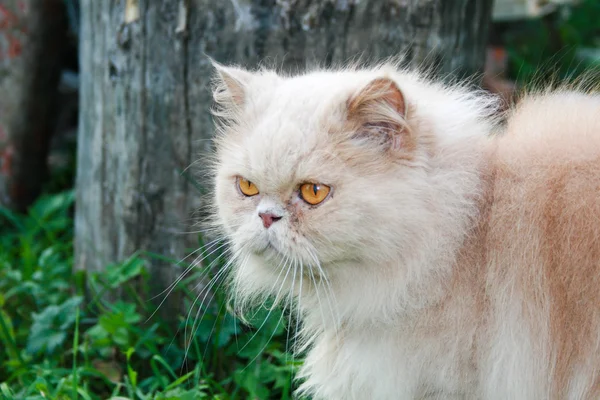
[209,62,600,399]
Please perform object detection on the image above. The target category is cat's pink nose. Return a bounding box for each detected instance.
[258,212,282,229]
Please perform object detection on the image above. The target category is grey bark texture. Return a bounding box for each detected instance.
[76,0,493,315]
[0,0,67,212]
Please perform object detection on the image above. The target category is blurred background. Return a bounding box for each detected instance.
[0,0,598,399]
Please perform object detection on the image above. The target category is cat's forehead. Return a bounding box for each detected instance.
[275,72,373,104]
[238,116,337,192]
[248,75,341,121]
[228,75,351,185]
[218,70,387,190]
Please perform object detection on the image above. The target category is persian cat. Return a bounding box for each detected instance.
[208,60,600,400]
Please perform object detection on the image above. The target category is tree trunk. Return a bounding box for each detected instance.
[75,0,493,315]
[0,0,67,212]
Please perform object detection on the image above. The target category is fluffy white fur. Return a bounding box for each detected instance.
[208,61,600,399]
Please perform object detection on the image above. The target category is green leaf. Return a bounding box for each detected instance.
[26,297,82,355]
[234,367,270,399]
[29,190,75,222]
[112,327,130,348]
[0,309,21,362]
[104,256,146,289]
[0,207,25,231]
[112,302,142,325]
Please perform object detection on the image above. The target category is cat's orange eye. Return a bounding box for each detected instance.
[238,177,259,196]
[300,183,330,205]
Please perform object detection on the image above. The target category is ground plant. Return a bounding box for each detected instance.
[0,190,299,399]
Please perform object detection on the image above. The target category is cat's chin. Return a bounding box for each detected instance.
[251,239,285,262]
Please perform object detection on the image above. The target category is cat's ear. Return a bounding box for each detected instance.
[211,60,253,109]
[347,77,412,153]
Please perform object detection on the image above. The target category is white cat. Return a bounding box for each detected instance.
[209,60,600,400]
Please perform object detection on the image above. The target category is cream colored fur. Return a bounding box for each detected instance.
[208,62,600,399]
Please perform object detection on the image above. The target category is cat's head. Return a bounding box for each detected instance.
[208,62,495,311]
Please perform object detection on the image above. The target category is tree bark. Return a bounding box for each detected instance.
[76,0,493,315]
[0,0,67,212]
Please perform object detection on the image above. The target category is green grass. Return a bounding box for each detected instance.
[0,190,300,399]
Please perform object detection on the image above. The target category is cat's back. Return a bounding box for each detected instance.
[492,91,600,247]
[493,91,600,240]
[499,91,600,164]
[482,91,600,399]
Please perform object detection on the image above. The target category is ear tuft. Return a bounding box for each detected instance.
[348,77,407,120]
[347,77,412,154]
[211,59,253,109]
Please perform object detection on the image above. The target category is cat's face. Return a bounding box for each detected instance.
[213,64,431,272]
[208,61,496,327]
[209,63,490,306]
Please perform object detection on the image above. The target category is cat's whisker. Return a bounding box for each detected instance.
[310,257,340,351]
[239,254,294,372]
[184,261,238,368]
[150,237,224,299]
[147,247,206,303]
[294,260,304,357]
[285,256,299,370]
[239,305,286,373]
[307,264,328,342]
[200,291,231,364]
[183,246,234,296]
[186,238,229,271]
[272,254,293,308]
[183,260,229,355]
[230,251,254,320]
[147,240,230,322]
[307,248,341,333]
[312,233,335,249]
[230,253,246,321]
[182,248,244,366]
[170,227,220,235]
[190,254,236,327]
[237,254,292,354]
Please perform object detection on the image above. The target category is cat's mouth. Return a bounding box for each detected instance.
[254,238,281,257]
[255,238,297,267]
